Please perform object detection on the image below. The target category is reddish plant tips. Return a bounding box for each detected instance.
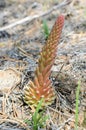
[24,15,65,109]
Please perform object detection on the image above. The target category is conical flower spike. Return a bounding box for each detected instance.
[24,15,64,108]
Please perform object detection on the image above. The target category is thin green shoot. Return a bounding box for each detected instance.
[75,81,81,130]
[32,98,44,130]
[82,110,86,128]
[42,19,50,39]
[24,98,49,130]
[32,98,49,130]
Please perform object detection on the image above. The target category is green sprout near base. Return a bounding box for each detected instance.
[42,19,50,39]
[75,81,81,130]
[24,98,49,130]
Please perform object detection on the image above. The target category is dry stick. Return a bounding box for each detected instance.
[47,108,74,130]
[18,47,36,61]
[48,106,71,117]
[58,92,75,113]
[0,118,27,127]
[12,100,19,117]
[47,108,54,125]
[57,116,74,130]
[2,93,6,114]
[2,56,28,71]
[0,118,30,130]
[1,76,21,116]
[54,63,64,81]
[0,0,72,31]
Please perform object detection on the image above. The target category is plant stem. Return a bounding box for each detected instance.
[75,81,81,130]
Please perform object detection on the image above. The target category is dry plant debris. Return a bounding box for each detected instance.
[0,68,21,93]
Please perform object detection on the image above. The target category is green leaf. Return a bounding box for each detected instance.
[42,19,50,39]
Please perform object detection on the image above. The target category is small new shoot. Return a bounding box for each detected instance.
[24,98,49,130]
[42,19,50,39]
[75,81,81,130]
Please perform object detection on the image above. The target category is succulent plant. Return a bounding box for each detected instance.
[24,15,64,108]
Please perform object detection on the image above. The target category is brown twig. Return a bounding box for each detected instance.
[57,116,74,130]
[0,118,27,127]
[0,0,72,31]
[48,106,71,117]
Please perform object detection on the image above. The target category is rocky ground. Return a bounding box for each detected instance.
[0,0,86,130]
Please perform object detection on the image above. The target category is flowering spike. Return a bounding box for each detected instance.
[24,15,64,108]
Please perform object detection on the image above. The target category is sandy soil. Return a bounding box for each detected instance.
[0,0,86,130]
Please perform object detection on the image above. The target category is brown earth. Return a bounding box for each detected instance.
[0,0,86,130]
